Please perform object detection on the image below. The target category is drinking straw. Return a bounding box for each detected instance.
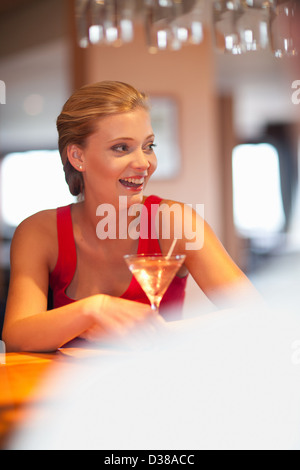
[166,238,177,259]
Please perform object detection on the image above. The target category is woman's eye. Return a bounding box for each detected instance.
[112,142,156,154]
[146,143,157,152]
[112,144,129,153]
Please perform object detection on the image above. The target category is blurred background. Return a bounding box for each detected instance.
[0,0,299,336]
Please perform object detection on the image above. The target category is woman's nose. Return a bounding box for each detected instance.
[131,149,150,170]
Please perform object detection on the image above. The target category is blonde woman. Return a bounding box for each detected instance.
[3,81,255,352]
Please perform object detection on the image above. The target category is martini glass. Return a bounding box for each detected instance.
[124,253,186,314]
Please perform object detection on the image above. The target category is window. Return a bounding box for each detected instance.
[232,143,285,238]
[150,97,181,179]
[0,150,76,229]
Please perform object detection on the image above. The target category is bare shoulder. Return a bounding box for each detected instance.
[158,197,203,216]
[11,208,58,271]
[158,197,184,208]
[155,198,206,254]
[157,197,205,226]
[13,208,57,239]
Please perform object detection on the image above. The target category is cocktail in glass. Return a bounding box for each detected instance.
[124,253,186,313]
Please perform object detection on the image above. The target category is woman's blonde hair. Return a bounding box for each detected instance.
[56,81,149,196]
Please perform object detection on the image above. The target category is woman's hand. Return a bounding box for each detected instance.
[79,294,165,346]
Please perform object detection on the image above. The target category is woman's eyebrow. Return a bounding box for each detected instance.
[108,137,135,143]
[108,134,155,143]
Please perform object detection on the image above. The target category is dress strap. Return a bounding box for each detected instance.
[49,205,77,290]
[138,195,162,254]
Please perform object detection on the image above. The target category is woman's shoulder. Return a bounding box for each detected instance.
[14,208,58,237]
[11,208,59,267]
[147,195,184,208]
[156,196,205,222]
[151,196,206,253]
[10,204,74,273]
[152,196,199,218]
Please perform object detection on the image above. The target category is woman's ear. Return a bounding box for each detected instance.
[67,145,85,172]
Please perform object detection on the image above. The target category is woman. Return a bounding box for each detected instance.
[3,81,255,352]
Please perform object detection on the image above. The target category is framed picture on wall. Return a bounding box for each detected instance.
[149,96,181,180]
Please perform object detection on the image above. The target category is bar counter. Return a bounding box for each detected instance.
[0,341,146,450]
[0,349,64,448]
[1,309,300,450]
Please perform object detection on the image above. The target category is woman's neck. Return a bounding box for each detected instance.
[74,193,146,244]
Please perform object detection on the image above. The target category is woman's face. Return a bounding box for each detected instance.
[80,108,157,206]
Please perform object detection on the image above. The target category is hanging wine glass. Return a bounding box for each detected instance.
[212,0,245,54]
[79,0,136,47]
[270,0,298,57]
[144,0,182,52]
[75,0,90,48]
[236,0,273,52]
[88,0,105,45]
[170,0,205,46]
[144,0,204,53]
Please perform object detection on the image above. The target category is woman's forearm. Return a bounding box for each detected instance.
[2,296,97,352]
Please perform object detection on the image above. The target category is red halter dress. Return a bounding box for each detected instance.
[49,195,188,321]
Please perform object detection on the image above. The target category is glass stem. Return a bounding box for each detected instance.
[151,302,159,314]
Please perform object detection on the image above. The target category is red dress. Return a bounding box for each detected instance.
[49,195,188,320]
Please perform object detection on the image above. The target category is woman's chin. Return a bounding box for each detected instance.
[127,192,144,206]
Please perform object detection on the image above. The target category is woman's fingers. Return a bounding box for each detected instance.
[83,295,166,345]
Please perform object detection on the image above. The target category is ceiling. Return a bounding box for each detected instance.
[0,0,298,151]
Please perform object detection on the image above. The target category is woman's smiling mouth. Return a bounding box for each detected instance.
[119,177,145,190]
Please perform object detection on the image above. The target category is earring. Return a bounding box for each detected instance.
[77,165,83,170]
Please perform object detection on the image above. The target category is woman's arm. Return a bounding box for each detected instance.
[2,214,155,352]
[158,200,260,306]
